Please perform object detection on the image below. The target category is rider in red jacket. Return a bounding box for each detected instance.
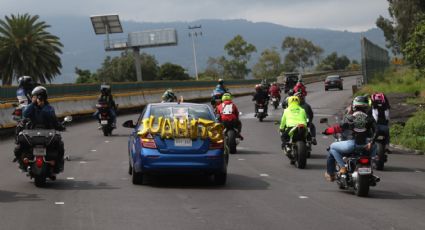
[217,93,243,140]
[293,79,307,98]
[268,82,281,101]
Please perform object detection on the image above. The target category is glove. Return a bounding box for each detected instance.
[322,124,342,135]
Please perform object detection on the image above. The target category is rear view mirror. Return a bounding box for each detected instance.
[122,120,136,128]
[64,116,73,123]
[319,118,328,124]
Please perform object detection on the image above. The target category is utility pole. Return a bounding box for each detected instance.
[188,25,202,80]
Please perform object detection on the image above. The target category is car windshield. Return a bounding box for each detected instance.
[147,104,214,120]
[327,76,340,81]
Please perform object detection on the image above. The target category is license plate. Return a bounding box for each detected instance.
[101,120,108,125]
[376,136,385,140]
[34,147,46,156]
[174,138,192,147]
[358,167,372,175]
[258,109,264,112]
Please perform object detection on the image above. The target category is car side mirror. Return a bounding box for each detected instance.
[122,120,136,128]
[319,118,328,124]
[64,116,73,123]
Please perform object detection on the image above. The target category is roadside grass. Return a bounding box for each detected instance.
[390,111,425,152]
[358,68,425,96]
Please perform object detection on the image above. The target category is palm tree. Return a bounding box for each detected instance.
[0,13,63,85]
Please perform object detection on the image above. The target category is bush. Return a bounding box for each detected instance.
[391,111,425,151]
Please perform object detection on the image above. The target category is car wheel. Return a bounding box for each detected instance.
[132,167,144,185]
[213,172,227,186]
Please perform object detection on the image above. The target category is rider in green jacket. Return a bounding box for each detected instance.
[279,96,308,151]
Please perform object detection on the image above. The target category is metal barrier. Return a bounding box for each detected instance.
[361,37,390,84]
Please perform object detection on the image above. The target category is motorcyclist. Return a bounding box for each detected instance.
[268,82,281,102]
[211,79,228,108]
[216,93,244,140]
[294,91,317,145]
[16,76,37,105]
[162,88,178,102]
[371,92,391,152]
[281,89,294,109]
[94,84,117,128]
[293,77,307,98]
[14,86,66,174]
[260,79,270,92]
[252,84,270,117]
[279,96,308,153]
[323,96,378,182]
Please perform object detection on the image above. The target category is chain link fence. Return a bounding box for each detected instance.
[361,37,390,84]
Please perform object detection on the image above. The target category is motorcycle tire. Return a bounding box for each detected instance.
[294,141,307,169]
[375,143,385,171]
[273,103,278,110]
[258,115,264,122]
[227,130,237,154]
[354,175,370,197]
[34,174,47,187]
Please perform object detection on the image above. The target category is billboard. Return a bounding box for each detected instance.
[128,28,178,48]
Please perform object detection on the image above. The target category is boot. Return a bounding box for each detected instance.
[339,167,347,174]
[324,172,336,182]
[312,137,317,145]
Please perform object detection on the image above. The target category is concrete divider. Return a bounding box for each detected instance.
[0,72,361,129]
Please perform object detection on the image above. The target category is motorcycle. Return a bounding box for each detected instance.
[12,103,26,122]
[283,124,308,169]
[17,116,72,187]
[256,103,267,122]
[221,117,242,154]
[96,102,115,136]
[271,96,279,110]
[320,117,380,197]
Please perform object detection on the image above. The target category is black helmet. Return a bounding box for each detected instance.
[218,79,224,85]
[100,84,111,95]
[288,89,294,96]
[18,76,33,88]
[32,86,48,100]
[352,96,369,112]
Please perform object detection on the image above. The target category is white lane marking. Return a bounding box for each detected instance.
[315,114,334,117]
[66,177,75,180]
[260,174,269,177]
[55,202,65,205]
[238,158,245,161]
[91,149,97,152]
[299,196,309,199]
[322,136,329,139]
[415,170,422,173]
[121,178,129,180]
[105,141,110,143]
[79,161,87,164]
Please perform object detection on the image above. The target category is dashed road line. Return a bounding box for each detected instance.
[55,202,65,205]
[260,174,269,177]
[299,196,309,199]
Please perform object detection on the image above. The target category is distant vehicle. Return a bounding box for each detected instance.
[281,73,299,94]
[122,102,228,186]
[325,75,343,91]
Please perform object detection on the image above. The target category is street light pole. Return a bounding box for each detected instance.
[188,25,202,80]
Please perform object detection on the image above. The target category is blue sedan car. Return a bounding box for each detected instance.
[123,103,228,185]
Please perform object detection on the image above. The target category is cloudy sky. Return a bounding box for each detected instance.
[1,0,389,32]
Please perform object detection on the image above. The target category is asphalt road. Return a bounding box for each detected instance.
[1,76,424,230]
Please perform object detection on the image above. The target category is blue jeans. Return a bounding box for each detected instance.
[326,140,377,174]
[377,124,390,145]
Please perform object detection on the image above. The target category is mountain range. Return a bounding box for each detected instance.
[43,16,386,83]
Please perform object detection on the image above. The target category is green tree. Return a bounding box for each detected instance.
[223,35,257,79]
[96,52,159,82]
[158,62,190,80]
[201,56,226,80]
[317,52,351,71]
[281,37,323,72]
[252,48,282,79]
[282,53,298,72]
[75,67,98,83]
[404,21,425,73]
[376,0,425,54]
[0,14,63,85]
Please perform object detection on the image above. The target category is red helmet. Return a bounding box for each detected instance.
[255,84,261,90]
